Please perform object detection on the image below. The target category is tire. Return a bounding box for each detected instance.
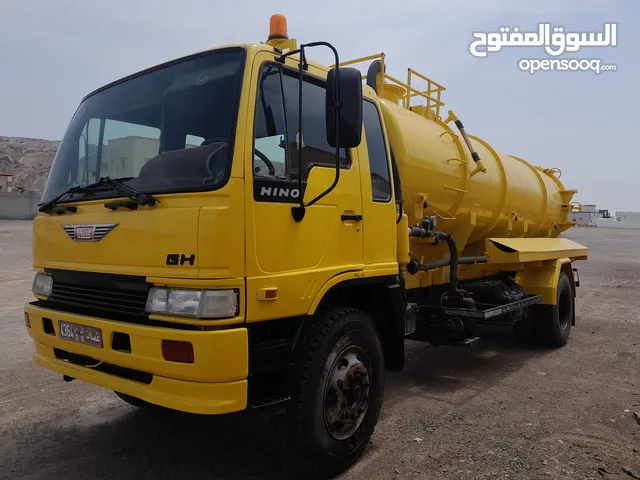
[535,271,574,348]
[286,307,385,478]
[114,391,153,408]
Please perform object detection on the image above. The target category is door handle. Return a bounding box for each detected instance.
[341,213,363,222]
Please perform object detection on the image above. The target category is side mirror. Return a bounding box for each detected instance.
[326,67,363,148]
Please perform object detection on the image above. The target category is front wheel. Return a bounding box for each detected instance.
[286,307,385,478]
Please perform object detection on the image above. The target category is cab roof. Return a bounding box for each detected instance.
[82,43,333,102]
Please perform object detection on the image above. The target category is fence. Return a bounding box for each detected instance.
[0,191,40,220]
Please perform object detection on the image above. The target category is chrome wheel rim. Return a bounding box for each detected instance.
[323,345,372,440]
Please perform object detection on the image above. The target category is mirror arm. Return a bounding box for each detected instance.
[282,42,343,222]
[291,47,306,220]
[291,42,342,221]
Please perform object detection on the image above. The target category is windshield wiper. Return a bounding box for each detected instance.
[39,184,92,214]
[39,177,157,214]
[101,177,158,208]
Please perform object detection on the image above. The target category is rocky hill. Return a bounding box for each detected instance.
[0,136,59,193]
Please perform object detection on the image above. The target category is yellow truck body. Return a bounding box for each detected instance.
[25,15,587,477]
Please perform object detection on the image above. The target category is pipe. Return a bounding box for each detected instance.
[406,256,487,274]
[407,258,449,273]
[366,60,384,93]
[459,256,488,265]
[406,228,488,292]
[435,232,458,292]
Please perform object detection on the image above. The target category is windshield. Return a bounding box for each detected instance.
[42,48,245,204]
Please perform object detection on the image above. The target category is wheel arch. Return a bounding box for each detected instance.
[515,258,574,305]
[306,275,406,372]
[516,258,576,326]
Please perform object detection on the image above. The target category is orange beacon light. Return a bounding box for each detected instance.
[269,14,288,40]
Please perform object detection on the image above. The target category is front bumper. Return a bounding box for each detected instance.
[25,303,248,414]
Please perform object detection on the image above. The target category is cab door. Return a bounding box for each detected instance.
[245,52,364,322]
[359,93,397,268]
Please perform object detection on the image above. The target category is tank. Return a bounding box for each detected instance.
[378,91,578,256]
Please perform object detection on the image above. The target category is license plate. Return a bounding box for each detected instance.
[59,320,103,348]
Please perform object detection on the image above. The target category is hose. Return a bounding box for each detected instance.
[407,256,487,273]
[437,232,458,292]
[445,110,487,178]
[459,256,488,265]
[366,60,384,93]
[407,228,488,293]
[408,226,431,237]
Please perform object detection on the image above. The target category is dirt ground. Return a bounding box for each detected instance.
[1,220,639,480]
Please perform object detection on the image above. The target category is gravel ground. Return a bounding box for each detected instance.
[1,220,639,480]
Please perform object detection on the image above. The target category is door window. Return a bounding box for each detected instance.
[362,100,391,202]
[253,64,349,187]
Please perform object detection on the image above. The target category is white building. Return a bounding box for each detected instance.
[569,204,640,229]
[616,211,640,220]
[569,212,596,227]
[612,211,640,229]
[103,136,161,178]
[99,136,201,178]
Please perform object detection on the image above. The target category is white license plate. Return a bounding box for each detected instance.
[58,320,103,348]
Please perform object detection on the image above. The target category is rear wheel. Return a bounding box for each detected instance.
[534,271,574,347]
[286,307,385,478]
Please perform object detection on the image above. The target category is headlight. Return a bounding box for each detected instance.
[146,288,238,319]
[32,273,53,297]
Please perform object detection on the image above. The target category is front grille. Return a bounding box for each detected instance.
[46,269,150,317]
[40,269,200,330]
[51,282,148,314]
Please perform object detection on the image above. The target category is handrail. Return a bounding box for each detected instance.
[333,53,385,68]
[336,53,446,119]
[407,68,446,90]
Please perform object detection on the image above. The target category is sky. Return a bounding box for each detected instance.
[1,0,639,212]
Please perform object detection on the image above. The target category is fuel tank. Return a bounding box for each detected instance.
[379,98,578,255]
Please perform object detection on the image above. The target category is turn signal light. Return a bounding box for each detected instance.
[269,14,288,40]
[24,312,31,328]
[161,340,194,363]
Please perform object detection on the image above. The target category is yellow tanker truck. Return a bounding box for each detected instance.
[25,14,587,477]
